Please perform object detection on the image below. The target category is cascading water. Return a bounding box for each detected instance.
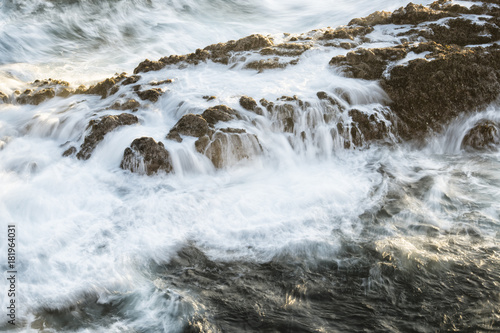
[1,0,499,332]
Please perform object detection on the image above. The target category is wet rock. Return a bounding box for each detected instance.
[201,105,238,125]
[321,26,374,40]
[348,109,392,146]
[166,114,210,142]
[122,75,141,85]
[203,95,216,101]
[260,43,312,56]
[77,113,139,160]
[239,96,263,115]
[382,47,500,139]
[245,58,288,72]
[85,74,125,99]
[0,91,8,103]
[133,59,167,74]
[391,3,453,25]
[461,120,500,151]
[120,137,172,175]
[17,88,56,105]
[330,46,408,80]
[422,18,500,46]
[270,103,296,133]
[317,91,345,110]
[348,11,392,26]
[150,79,173,86]
[110,99,140,111]
[136,88,163,102]
[62,146,77,157]
[199,129,262,168]
[205,34,274,63]
[56,88,73,98]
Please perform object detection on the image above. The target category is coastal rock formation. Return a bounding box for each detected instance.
[17,88,56,105]
[77,113,138,160]
[239,96,263,115]
[166,114,210,142]
[201,105,238,125]
[136,88,163,102]
[0,91,7,103]
[461,120,500,151]
[120,137,172,175]
[84,74,126,99]
[110,99,141,111]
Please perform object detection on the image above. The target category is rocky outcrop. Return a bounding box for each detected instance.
[110,99,141,111]
[0,91,7,103]
[84,74,126,99]
[136,88,163,102]
[201,105,238,125]
[77,113,138,160]
[166,114,210,142]
[330,46,408,80]
[382,47,500,139]
[461,120,500,151]
[120,137,173,175]
[134,34,274,74]
[62,146,77,157]
[17,88,55,105]
[348,3,454,26]
[239,96,263,115]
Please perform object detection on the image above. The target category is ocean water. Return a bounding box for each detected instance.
[0,0,499,332]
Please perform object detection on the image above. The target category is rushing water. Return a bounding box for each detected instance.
[1,0,499,332]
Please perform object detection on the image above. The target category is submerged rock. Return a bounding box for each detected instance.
[77,113,138,160]
[196,128,262,168]
[121,137,172,175]
[461,120,500,151]
[166,114,210,142]
[62,146,77,157]
[0,91,9,103]
[110,99,141,111]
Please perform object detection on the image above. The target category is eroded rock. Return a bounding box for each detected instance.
[166,114,210,142]
[461,120,500,151]
[121,137,172,175]
[136,88,163,102]
[201,105,238,125]
[85,74,126,99]
[330,46,408,80]
[110,99,141,111]
[17,88,56,105]
[0,91,9,103]
[239,96,263,115]
[77,113,138,160]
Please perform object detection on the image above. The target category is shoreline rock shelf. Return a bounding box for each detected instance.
[4,0,500,174]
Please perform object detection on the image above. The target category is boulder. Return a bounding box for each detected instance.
[166,114,210,142]
[85,74,125,99]
[461,120,500,151]
[77,113,138,160]
[110,99,141,111]
[62,146,77,157]
[136,88,163,102]
[201,105,238,125]
[120,137,173,175]
[239,96,263,115]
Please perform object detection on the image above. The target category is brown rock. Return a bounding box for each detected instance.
[330,46,408,80]
[348,11,392,26]
[17,88,56,105]
[122,75,141,85]
[77,113,139,160]
[382,46,500,140]
[110,99,141,111]
[201,105,238,125]
[136,88,163,102]
[62,146,77,157]
[461,120,500,151]
[0,91,8,103]
[121,137,172,175]
[166,114,210,142]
